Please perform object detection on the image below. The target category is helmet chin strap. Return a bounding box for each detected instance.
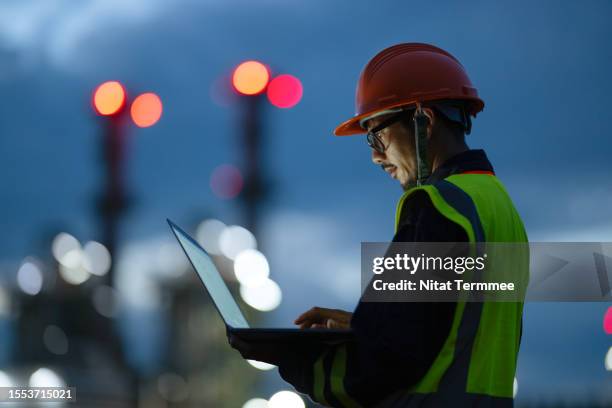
[413,102,431,187]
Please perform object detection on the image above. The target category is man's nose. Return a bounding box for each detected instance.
[371,148,385,164]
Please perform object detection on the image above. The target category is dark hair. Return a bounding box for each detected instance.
[433,107,467,140]
[399,105,469,141]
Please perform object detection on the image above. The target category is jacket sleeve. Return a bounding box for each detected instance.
[279,192,467,407]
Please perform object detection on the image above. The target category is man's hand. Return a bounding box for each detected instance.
[228,335,287,366]
[294,307,352,329]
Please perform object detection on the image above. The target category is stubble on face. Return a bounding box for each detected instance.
[386,130,417,190]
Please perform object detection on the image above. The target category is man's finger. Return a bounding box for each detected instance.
[294,307,324,324]
[228,335,254,359]
[295,307,342,325]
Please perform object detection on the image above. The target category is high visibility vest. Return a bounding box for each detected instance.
[312,173,528,408]
[382,172,528,407]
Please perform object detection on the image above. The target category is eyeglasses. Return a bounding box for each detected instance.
[366,112,407,154]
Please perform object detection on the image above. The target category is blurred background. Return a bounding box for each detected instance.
[0,0,611,407]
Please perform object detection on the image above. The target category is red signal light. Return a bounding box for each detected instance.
[93,81,126,116]
[210,164,243,199]
[267,74,303,108]
[232,61,270,95]
[130,93,163,128]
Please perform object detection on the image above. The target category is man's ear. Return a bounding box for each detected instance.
[422,107,435,139]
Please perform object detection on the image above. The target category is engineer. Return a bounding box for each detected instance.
[230,43,528,408]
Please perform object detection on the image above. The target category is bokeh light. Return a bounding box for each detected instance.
[267,74,303,108]
[268,390,304,408]
[52,234,106,285]
[243,398,268,408]
[93,81,126,116]
[604,306,612,334]
[606,347,612,371]
[0,285,10,317]
[232,61,270,95]
[239,278,282,312]
[131,92,163,128]
[82,241,112,276]
[59,248,83,270]
[43,325,69,355]
[52,232,80,265]
[59,260,91,285]
[115,243,162,310]
[0,370,13,387]
[17,259,43,295]
[247,360,276,371]
[92,285,120,318]
[210,164,243,199]
[155,242,187,277]
[196,219,226,255]
[234,249,270,287]
[29,368,65,388]
[219,225,257,260]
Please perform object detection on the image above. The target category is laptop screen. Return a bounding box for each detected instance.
[170,221,249,329]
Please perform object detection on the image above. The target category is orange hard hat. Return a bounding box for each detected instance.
[334,43,485,136]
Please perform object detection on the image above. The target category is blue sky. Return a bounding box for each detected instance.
[0,0,611,402]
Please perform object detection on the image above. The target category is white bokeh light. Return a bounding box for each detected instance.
[116,243,161,310]
[82,241,111,276]
[196,219,226,255]
[247,360,276,371]
[268,391,304,408]
[239,279,282,312]
[29,368,65,388]
[0,285,10,316]
[17,260,43,295]
[59,248,83,269]
[605,346,612,371]
[219,225,256,260]
[0,370,13,387]
[59,262,90,285]
[52,233,80,264]
[155,242,186,277]
[92,285,120,318]
[234,249,270,287]
[243,398,268,408]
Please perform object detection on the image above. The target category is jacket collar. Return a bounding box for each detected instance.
[426,149,495,184]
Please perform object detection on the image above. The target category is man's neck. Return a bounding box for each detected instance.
[430,144,469,173]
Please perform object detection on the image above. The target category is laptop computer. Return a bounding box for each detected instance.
[167,219,353,344]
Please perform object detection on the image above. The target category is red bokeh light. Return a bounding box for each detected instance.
[232,61,270,96]
[210,164,243,199]
[604,306,612,334]
[266,74,303,108]
[130,93,163,128]
[93,81,126,116]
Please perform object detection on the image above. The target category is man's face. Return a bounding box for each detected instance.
[366,115,417,190]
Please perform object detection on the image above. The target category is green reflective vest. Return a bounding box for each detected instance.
[313,172,528,408]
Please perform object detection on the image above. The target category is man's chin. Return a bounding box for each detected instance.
[400,179,414,191]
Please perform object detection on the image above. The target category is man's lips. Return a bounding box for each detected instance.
[382,165,397,179]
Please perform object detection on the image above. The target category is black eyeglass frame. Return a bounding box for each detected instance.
[365,111,412,154]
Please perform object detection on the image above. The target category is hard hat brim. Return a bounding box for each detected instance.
[333,96,484,136]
